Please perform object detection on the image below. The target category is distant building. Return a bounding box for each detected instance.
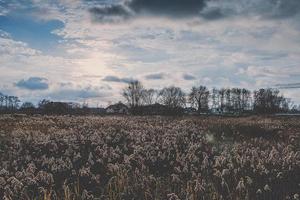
[106,102,129,114]
[184,107,197,115]
[211,108,222,114]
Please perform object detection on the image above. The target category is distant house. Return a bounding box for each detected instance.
[106,102,129,114]
[210,108,220,114]
[184,107,197,115]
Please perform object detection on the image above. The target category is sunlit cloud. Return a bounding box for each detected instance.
[0,0,300,105]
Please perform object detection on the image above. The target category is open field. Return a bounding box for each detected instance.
[0,115,299,200]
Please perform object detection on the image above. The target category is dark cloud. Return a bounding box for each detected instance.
[89,0,300,22]
[199,7,225,20]
[267,0,300,19]
[102,75,136,83]
[275,83,300,89]
[183,74,197,80]
[128,0,206,16]
[89,0,207,21]
[49,87,110,100]
[46,82,112,101]
[89,4,132,22]
[144,73,165,80]
[15,77,49,90]
[204,0,300,20]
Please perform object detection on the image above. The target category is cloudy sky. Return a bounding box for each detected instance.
[0,0,300,106]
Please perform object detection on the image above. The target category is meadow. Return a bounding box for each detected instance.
[0,115,299,200]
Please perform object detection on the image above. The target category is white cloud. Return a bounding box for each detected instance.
[1,0,300,104]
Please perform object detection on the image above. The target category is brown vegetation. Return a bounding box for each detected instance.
[0,115,299,199]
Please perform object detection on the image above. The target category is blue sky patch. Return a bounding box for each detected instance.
[0,14,64,53]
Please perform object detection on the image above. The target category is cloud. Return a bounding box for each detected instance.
[47,83,112,101]
[128,0,207,16]
[89,0,300,22]
[89,4,133,22]
[266,0,300,19]
[0,30,40,56]
[49,87,110,100]
[144,72,165,80]
[102,75,136,83]
[202,0,300,20]
[89,0,207,21]
[239,65,300,78]
[0,15,65,54]
[183,73,197,80]
[275,83,300,89]
[15,77,49,90]
[199,7,225,20]
[1,0,300,106]
[112,41,171,63]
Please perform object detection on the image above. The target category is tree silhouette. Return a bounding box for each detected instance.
[122,80,144,108]
[159,86,186,108]
[189,86,210,113]
[141,89,157,105]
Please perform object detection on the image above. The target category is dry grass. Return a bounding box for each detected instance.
[0,115,299,199]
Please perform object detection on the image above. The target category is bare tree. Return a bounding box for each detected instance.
[0,93,4,109]
[4,95,8,108]
[225,89,232,112]
[211,88,219,112]
[231,88,242,112]
[141,89,157,105]
[0,93,20,112]
[21,102,35,109]
[253,88,287,114]
[219,88,226,113]
[20,102,35,114]
[38,99,50,110]
[281,98,291,112]
[241,88,251,111]
[122,80,144,108]
[12,96,20,110]
[159,86,186,108]
[189,86,210,113]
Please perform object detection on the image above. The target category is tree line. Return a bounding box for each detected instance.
[0,81,299,115]
[0,92,20,112]
[0,92,102,115]
[122,81,297,115]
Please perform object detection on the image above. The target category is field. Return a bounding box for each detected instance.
[0,115,299,200]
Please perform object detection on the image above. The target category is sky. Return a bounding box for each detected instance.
[0,0,300,107]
